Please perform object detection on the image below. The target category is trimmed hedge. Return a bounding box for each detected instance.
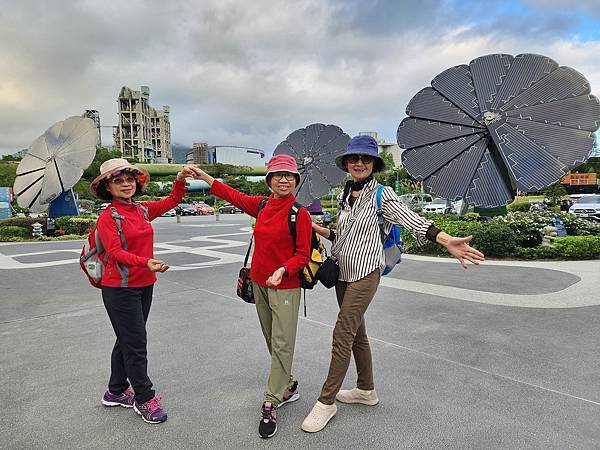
[54,216,96,235]
[514,236,600,259]
[507,201,531,213]
[0,225,30,241]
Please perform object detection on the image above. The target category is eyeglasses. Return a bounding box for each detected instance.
[345,154,374,164]
[109,175,137,185]
[271,172,296,181]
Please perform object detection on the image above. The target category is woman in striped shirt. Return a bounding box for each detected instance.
[301,135,485,433]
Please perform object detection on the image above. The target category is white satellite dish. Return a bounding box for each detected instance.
[13,116,98,213]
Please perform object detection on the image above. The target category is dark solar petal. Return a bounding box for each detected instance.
[422,138,488,201]
[401,133,485,180]
[465,147,514,207]
[397,118,482,150]
[470,54,513,114]
[492,54,558,110]
[406,87,484,127]
[506,117,595,168]
[431,64,483,122]
[500,67,591,111]
[505,94,600,131]
[488,121,567,192]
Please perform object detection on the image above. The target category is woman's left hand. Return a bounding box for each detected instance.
[266,267,286,287]
[439,233,485,269]
[177,165,200,182]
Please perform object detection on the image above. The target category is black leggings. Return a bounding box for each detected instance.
[102,285,155,404]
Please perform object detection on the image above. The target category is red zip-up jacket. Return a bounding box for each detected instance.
[211,180,311,289]
[97,180,186,287]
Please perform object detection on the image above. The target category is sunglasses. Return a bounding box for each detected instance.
[271,172,297,181]
[108,174,137,185]
[345,154,374,164]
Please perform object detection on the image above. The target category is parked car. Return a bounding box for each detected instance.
[176,204,197,216]
[194,202,215,215]
[161,208,177,217]
[399,193,433,212]
[423,198,453,214]
[219,203,243,214]
[569,194,600,220]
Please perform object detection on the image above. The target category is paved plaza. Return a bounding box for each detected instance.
[1,214,599,449]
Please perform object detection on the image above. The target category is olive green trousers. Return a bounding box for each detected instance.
[252,282,301,406]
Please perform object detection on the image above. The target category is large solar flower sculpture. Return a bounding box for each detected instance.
[397,53,600,208]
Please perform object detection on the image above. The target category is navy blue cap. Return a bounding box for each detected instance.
[335,135,385,172]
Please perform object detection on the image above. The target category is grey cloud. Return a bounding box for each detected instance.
[1,0,599,157]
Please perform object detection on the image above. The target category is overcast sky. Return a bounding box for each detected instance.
[1,0,600,156]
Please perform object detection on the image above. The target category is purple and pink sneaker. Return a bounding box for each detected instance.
[134,396,168,424]
[102,388,134,408]
[279,380,299,407]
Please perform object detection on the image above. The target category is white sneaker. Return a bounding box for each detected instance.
[301,401,337,433]
[335,387,379,406]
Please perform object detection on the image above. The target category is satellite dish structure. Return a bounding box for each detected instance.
[273,123,349,206]
[397,53,600,208]
[13,116,98,215]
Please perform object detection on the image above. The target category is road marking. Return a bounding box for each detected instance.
[187,285,600,408]
[1,228,598,307]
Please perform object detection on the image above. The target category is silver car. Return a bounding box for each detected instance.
[569,194,600,220]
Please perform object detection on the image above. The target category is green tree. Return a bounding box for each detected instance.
[542,182,568,206]
[2,153,23,161]
[73,179,93,200]
[143,182,163,197]
[82,147,122,181]
[0,162,18,186]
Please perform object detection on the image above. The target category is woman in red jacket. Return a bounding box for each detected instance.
[90,158,198,425]
[193,154,312,439]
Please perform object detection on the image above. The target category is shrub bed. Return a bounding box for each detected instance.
[0,225,30,241]
[54,216,96,235]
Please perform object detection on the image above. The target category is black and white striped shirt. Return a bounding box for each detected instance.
[331,178,432,282]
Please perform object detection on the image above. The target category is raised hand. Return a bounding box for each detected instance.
[437,233,485,269]
[147,258,170,273]
[188,166,214,185]
[177,165,203,182]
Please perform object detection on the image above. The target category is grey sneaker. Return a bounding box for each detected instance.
[335,387,379,406]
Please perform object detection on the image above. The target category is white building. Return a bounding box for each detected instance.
[186,145,265,166]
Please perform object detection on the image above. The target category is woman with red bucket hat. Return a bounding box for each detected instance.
[193,154,312,439]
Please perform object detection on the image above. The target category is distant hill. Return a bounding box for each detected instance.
[171,143,189,164]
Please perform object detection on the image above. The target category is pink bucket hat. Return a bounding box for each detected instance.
[265,154,300,187]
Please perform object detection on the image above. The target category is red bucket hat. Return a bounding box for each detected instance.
[265,154,300,187]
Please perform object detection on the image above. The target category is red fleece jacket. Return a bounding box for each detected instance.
[211,180,311,289]
[97,180,186,287]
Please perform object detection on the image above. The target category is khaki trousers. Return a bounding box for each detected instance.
[253,282,301,406]
[319,269,380,405]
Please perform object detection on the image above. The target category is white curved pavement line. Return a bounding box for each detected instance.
[1,228,598,309]
[383,254,600,309]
